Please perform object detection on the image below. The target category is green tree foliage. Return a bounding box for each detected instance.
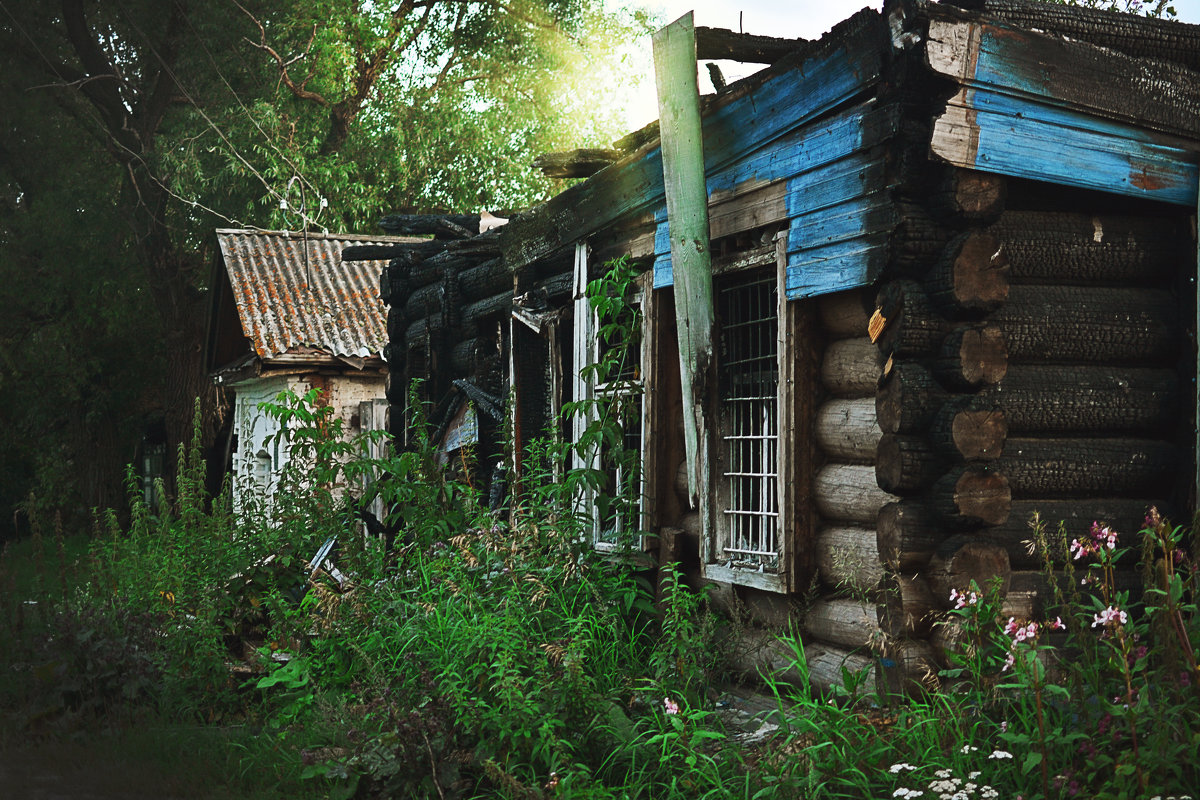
[0,0,651,536]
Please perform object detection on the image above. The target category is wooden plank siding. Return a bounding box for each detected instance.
[653,103,899,298]
[925,15,1200,207]
[500,10,887,274]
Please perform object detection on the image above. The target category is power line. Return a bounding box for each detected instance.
[171,0,326,205]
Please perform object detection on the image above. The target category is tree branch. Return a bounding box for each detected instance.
[234,1,329,107]
[60,0,141,152]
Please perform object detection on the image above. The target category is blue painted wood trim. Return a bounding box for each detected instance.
[654,104,896,289]
[786,234,890,299]
[934,88,1199,207]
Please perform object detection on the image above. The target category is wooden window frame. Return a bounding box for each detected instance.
[704,232,807,593]
[572,243,654,555]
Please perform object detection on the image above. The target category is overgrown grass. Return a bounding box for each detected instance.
[2,271,1199,798]
[2,387,1199,797]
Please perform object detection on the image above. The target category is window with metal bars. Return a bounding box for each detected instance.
[716,272,780,571]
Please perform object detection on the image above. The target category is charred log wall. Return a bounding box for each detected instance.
[870,170,1193,681]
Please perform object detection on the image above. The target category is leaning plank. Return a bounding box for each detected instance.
[655,10,715,516]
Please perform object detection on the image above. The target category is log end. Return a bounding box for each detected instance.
[955,326,1009,388]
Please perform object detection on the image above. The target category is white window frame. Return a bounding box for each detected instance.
[572,243,649,553]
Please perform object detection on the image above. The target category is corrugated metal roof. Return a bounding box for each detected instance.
[216,228,415,360]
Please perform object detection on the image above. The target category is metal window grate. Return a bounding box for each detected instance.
[718,275,779,568]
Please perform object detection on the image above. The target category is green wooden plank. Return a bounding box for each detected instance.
[654,11,714,521]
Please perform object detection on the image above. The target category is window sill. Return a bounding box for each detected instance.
[704,563,786,594]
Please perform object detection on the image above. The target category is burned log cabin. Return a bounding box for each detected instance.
[366,0,1200,695]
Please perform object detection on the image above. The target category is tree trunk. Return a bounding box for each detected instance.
[880,574,939,638]
[927,231,1010,317]
[926,534,1012,607]
[816,525,884,593]
[877,362,948,434]
[876,435,942,494]
[821,337,882,397]
[931,399,1007,460]
[804,598,880,649]
[877,500,944,571]
[929,167,1006,222]
[934,325,1009,389]
[818,288,872,339]
[932,465,1011,527]
[982,498,1158,568]
[814,463,899,525]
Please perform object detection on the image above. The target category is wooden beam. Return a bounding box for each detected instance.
[941,0,1200,72]
[925,14,1200,141]
[695,26,805,64]
[654,12,715,529]
[930,86,1199,207]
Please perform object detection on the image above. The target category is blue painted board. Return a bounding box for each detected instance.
[786,234,889,299]
[935,88,1199,206]
[654,104,895,289]
[787,191,896,252]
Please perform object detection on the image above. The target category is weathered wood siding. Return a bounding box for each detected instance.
[924,12,1200,207]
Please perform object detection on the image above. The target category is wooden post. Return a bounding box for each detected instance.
[654,13,716,553]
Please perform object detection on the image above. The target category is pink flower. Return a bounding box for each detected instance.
[663,697,680,715]
[1092,606,1127,628]
[951,587,980,609]
[1051,616,1065,630]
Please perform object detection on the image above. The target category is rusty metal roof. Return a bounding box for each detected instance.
[216,228,414,360]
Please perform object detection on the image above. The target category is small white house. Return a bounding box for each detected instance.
[205,228,411,510]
